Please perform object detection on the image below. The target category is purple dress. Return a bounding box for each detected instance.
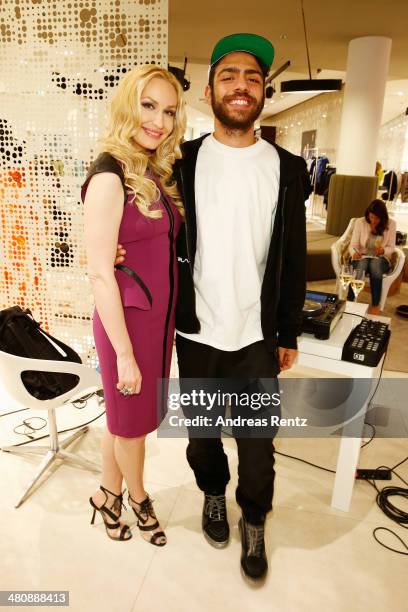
[82,154,182,437]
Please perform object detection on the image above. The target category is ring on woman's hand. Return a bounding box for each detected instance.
[120,386,132,396]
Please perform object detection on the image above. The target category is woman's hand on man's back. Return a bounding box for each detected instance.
[115,243,126,265]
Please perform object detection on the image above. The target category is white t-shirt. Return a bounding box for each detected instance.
[177,134,280,351]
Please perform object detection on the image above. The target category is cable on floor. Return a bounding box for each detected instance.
[363,457,408,555]
[0,390,105,448]
[0,408,29,418]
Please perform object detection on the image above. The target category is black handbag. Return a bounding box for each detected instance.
[0,305,82,400]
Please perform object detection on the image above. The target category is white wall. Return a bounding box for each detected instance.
[378,113,408,172]
[262,91,343,165]
[264,90,408,174]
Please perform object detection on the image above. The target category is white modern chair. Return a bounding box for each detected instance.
[331,218,406,311]
[0,351,102,507]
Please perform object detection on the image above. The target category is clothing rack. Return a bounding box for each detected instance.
[305,147,322,219]
[399,172,408,203]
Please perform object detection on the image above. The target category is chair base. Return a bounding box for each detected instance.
[1,426,100,508]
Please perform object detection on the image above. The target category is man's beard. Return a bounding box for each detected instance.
[211,91,264,132]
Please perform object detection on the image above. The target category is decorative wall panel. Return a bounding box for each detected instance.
[263,91,343,166]
[378,113,408,173]
[0,0,168,366]
[265,91,408,176]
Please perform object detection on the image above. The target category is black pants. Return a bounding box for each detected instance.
[176,334,280,525]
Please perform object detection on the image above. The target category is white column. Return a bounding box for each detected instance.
[336,36,392,176]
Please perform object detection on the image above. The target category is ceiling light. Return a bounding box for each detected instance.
[168,57,190,91]
[280,0,342,94]
[264,61,291,100]
[281,79,342,93]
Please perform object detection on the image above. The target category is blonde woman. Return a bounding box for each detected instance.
[82,65,186,545]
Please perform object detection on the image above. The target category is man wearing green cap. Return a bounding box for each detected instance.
[174,32,309,581]
[115,33,309,581]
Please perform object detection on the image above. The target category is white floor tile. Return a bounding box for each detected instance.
[131,487,407,612]
[0,429,180,612]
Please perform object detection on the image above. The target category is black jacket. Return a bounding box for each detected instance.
[174,134,309,351]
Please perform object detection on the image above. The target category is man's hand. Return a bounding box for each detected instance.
[115,243,126,266]
[374,246,385,256]
[278,347,297,371]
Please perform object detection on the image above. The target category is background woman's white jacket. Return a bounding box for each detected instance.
[349,217,396,259]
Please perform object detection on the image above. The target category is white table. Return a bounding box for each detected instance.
[285,302,390,512]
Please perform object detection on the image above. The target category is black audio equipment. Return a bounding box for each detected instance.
[341,318,390,367]
[301,290,346,340]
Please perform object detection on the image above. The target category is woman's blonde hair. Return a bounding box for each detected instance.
[99,64,186,219]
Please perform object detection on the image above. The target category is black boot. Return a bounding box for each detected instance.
[238,516,268,580]
[202,493,229,548]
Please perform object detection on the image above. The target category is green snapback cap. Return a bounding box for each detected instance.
[210,33,274,70]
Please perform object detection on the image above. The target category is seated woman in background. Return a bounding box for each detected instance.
[348,199,396,315]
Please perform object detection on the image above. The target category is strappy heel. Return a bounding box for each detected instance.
[89,485,132,541]
[128,493,167,547]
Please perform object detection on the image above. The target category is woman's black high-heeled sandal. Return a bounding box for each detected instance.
[89,485,132,541]
[128,493,167,547]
